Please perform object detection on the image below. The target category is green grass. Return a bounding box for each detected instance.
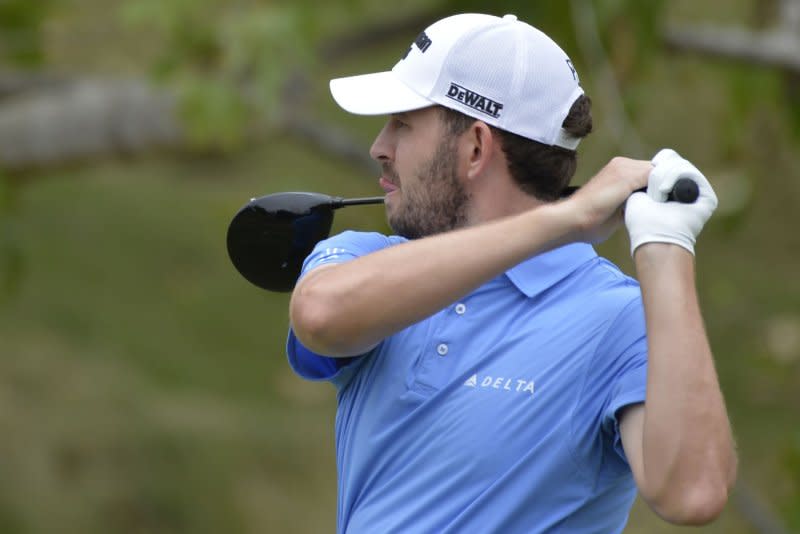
[0,142,354,533]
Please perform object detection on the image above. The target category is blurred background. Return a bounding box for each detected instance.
[0,0,798,532]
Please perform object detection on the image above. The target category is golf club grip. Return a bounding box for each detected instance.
[562,177,699,203]
[639,177,699,203]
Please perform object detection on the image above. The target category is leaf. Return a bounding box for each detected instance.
[0,0,53,66]
[177,80,249,151]
[117,1,317,147]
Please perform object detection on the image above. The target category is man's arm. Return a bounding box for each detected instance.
[290,157,649,356]
[618,149,737,525]
[291,203,573,356]
[620,244,737,525]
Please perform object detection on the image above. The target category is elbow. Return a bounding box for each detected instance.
[666,489,729,526]
[290,291,339,355]
[649,479,733,526]
[644,439,739,525]
[290,288,361,357]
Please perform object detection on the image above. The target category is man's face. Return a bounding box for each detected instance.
[370,107,470,239]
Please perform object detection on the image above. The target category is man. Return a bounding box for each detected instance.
[287,13,737,533]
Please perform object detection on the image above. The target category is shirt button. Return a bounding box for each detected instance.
[437,343,449,356]
[455,303,466,315]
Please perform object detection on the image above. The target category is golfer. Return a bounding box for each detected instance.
[287,13,737,533]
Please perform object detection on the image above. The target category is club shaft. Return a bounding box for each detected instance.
[333,196,386,208]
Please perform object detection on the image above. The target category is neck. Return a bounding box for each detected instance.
[466,171,546,225]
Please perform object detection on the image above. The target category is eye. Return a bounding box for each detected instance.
[391,116,409,129]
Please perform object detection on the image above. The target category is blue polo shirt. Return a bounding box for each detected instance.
[287,231,648,533]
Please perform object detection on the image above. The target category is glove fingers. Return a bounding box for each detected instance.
[628,149,718,257]
[657,161,702,194]
[651,148,679,166]
[696,175,719,209]
[647,160,684,201]
[650,151,712,203]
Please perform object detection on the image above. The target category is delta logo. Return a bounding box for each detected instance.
[463,374,535,396]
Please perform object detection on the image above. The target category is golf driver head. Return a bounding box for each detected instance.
[226,192,336,292]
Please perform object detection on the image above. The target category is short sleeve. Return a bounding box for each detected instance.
[597,298,648,466]
[286,231,405,384]
[571,294,648,477]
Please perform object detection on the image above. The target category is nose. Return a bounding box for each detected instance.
[369,120,394,164]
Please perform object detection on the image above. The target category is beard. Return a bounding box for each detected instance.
[386,139,470,240]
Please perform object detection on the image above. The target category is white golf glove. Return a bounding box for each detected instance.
[624,149,718,256]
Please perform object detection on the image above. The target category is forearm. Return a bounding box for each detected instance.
[634,244,737,521]
[290,203,575,356]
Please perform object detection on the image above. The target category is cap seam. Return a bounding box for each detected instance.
[430,18,496,102]
[504,24,527,134]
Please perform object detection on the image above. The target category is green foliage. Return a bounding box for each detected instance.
[723,65,784,154]
[784,433,800,529]
[121,0,316,151]
[0,0,54,66]
[0,175,23,300]
[119,0,444,152]
[592,0,666,76]
[177,79,249,151]
[787,78,800,140]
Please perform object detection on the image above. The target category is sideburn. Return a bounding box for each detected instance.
[389,139,470,240]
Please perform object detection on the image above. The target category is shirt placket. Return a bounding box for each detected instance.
[411,300,470,393]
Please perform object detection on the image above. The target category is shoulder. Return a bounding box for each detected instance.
[300,231,406,275]
[566,256,642,310]
[314,230,406,255]
[557,257,646,350]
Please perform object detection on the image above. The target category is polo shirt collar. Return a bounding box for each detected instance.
[505,243,598,298]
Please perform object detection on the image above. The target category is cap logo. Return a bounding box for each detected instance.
[401,31,432,60]
[565,59,578,81]
[446,83,504,119]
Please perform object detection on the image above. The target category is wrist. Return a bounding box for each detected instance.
[634,243,695,275]
[629,233,695,258]
[535,200,584,247]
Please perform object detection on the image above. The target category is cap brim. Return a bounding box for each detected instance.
[330,71,433,115]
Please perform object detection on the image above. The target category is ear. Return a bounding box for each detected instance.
[461,121,496,181]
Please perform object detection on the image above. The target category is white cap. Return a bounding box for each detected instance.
[330,13,585,150]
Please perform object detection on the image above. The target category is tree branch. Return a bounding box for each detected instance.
[0,7,443,172]
[663,24,800,73]
[0,79,182,170]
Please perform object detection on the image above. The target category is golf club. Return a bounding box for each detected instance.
[226,192,384,292]
[227,178,699,293]
[562,177,700,203]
